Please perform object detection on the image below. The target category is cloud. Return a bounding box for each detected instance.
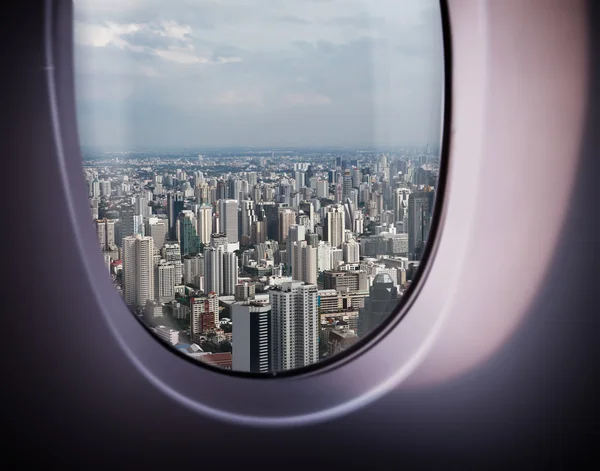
[284,92,332,106]
[74,19,241,65]
[74,0,444,148]
[211,90,264,107]
[277,15,310,25]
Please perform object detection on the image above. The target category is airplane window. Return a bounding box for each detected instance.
[74,0,445,375]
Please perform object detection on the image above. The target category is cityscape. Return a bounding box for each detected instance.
[84,147,440,373]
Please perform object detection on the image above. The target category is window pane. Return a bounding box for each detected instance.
[75,0,445,374]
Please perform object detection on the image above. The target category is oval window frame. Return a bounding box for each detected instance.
[47,0,469,426]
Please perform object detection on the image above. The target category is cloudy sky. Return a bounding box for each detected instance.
[74,0,444,149]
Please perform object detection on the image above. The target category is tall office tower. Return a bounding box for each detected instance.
[147,219,167,251]
[167,191,184,240]
[279,183,292,205]
[256,203,279,240]
[357,273,399,338]
[306,232,319,248]
[122,235,155,308]
[278,208,297,244]
[262,185,273,203]
[119,204,136,245]
[95,218,117,252]
[342,170,353,201]
[294,171,306,190]
[177,211,202,257]
[288,224,306,245]
[342,239,360,263]
[204,245,224,295]
[235,282,256,302]
[133,215,144,237]
[343,198,355,231]
[134,195,151,218]
[90,198,99,220]
[354,212,364,234]
[91,177,101,198]
[196,204,212,244]
[252,220,267,245]
[317,241,333,272]
[190,293,219,341]
[247,171,258,187]
[99,180,111,197]
[222,251,238,296]
[299,201,315,233]
[291,240,306,282]
[394,188,409,223]
[352,167,361,189]
[376,192,384,216]
[270,281,319,372]
[407,191,431,261]
[397,159,408,175]
[231,301,273,373]
[154,260,176,303]
[302,244,317,285]
[324,204,345,248]
[195,183,210,204]
[252,184,262,203]
[316,180,329,198]
[240,200,255,243]
[183,253,204,286]
[218,199,239,244]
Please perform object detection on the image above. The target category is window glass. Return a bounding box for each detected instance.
[75,0,444,374]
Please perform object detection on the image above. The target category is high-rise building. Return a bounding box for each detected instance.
[204,246,223,295]
[183,253,203,287]
[177,211,202,257]
[122,235,155,308]
[231,301,273,373]
[270,281,319,372]
[407,191,431,260]
[278,208,296,244]
[357,273,399,338]
[324,204,345,248]
[196,204,212,244]
[219,199,239,244]
[240,200,255,243]
[342,239,360,263]
[222,252,238,296]
[155,260,176,302]
[167,191,184,239]
[190,294,219,341]
[235,282,256,301]
[146,218,168,251]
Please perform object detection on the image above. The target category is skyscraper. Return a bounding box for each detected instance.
[231,301,273,373]
[204,245,223,295]
[278,208,297,244]
[270,281,319,372]
[219,199,238,244]
[167,191,184,240]
[407,191,431,260]
[240,200,255,243]
[222,251,238,296]
[122,235,155,308]
[324,204,345,248]
[357,273,399,338]
[196,204,212,245]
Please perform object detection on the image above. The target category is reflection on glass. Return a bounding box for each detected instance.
[75,0,444,373]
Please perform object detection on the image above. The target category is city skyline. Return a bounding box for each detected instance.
[86,148,440,373]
